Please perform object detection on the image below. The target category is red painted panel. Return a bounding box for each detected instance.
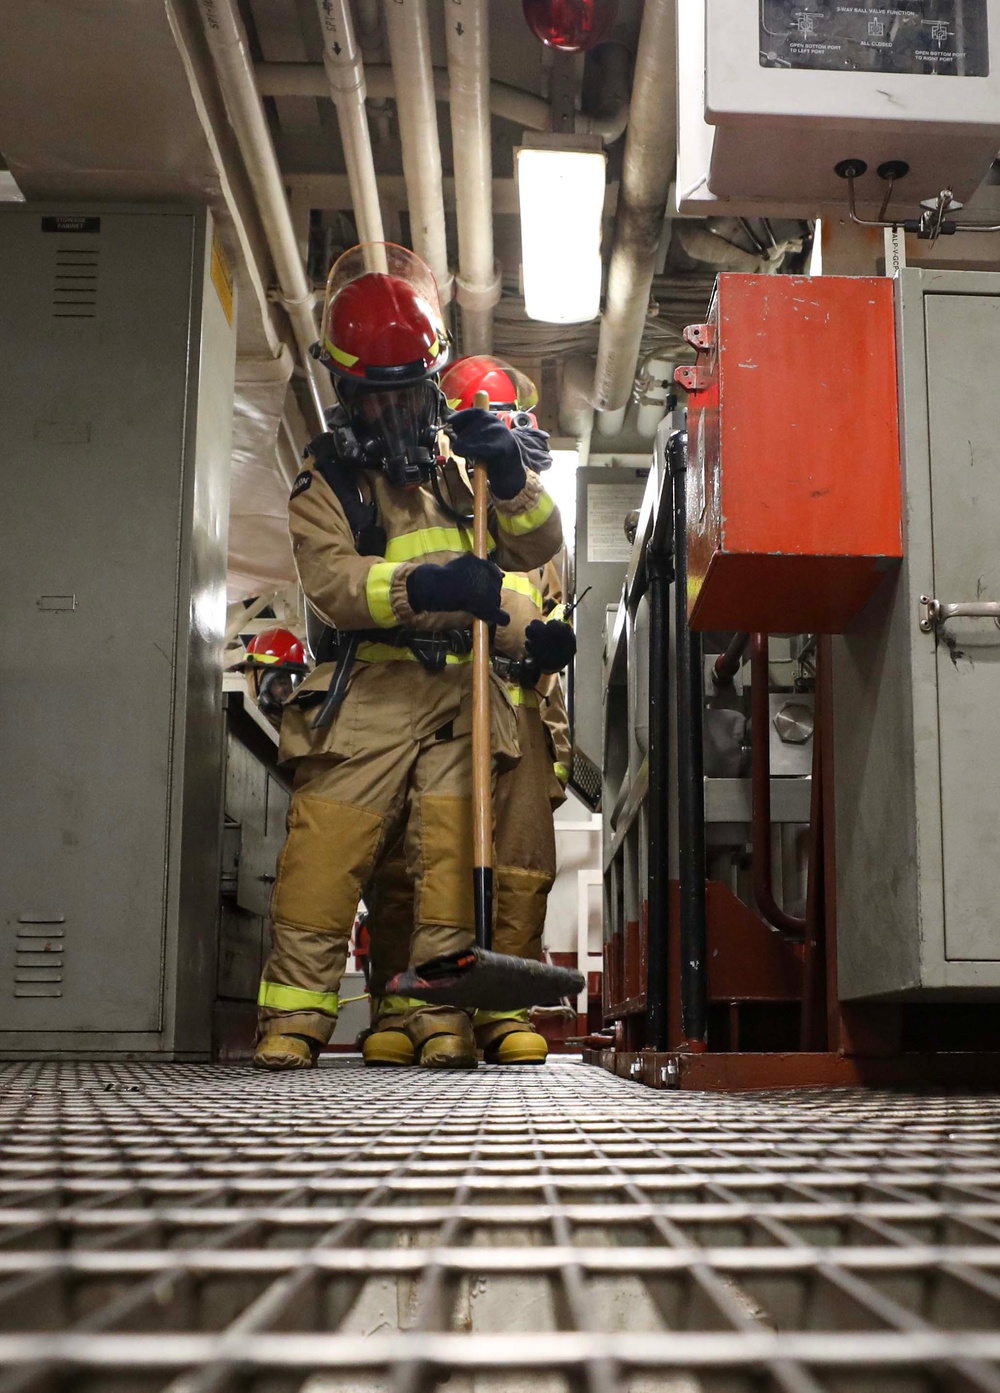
[686,274,902,633]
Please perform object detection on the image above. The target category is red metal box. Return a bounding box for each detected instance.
[678,275,902,634]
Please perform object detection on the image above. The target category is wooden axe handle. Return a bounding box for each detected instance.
[471,389,493,943]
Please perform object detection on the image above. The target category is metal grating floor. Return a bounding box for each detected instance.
[1,1061,1000,1392]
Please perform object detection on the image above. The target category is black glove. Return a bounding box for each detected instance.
[515,426,552,473]
[524,618,576,673]
[406,553,510,626]
[447,408,526,500]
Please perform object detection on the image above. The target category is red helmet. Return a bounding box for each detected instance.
[245,628,307,670]
[320,243,450,385]
[441,356,539,412]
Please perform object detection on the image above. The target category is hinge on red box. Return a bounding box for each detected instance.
[683,322,715,351]
[673,364,709,393]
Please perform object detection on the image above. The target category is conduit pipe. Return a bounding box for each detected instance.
[255,63,627,141]
[444,0,500,353]
[381,0,452,303]
[312,0,386,253]
[195,0,333,424]
[592,0,677,412]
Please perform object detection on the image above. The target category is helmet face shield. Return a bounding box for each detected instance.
[338,379,444,487]
[321,243,450,385]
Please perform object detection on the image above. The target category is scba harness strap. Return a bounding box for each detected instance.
[301,434,476,726]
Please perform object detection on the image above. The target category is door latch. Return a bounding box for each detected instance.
[919,595,1000,633]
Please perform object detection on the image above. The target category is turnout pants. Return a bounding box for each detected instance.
[257,661,518,1049]
[366,697,563,1048]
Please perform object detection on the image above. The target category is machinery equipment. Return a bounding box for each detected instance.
[594,269,1000,1090]
[679,0,1000,217]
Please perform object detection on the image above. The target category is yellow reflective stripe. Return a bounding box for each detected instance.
[372,994,424,1015]
[495,489,555,536]
[357,641,473,665]
[384,527,495,563]
[507,685,541,708]
[365,561,400,628]
[474,1008,530,1024]
[257,981,339,1016]
[554,761,570,783]
[500,571,543,610]
[549,602,567,625]
[325,339,359,368]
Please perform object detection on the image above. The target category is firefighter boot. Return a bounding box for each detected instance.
[408,1007,478,1069]
[253,1033,319,1070]
[361,999,416,1067]
[476,1011,548,1065]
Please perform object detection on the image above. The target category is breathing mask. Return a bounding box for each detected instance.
[336,379,444,488]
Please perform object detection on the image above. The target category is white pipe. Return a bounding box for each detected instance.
[312,0,386,254]
[443,0,500,353]
[592,0,677,412]
[381,0,452,304]
[195,0,334,424]
[595,406,627,437]
[256,62,553,135]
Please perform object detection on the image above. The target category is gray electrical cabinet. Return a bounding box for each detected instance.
[574,465,650,768]
[834,268,1000,999]
[0,205,236,1057]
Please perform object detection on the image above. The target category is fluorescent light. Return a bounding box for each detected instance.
[516,144,606,324]
[545,448,581,555]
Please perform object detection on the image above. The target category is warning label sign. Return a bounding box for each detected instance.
[759,0,989,75]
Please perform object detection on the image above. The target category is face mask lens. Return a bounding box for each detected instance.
[257,668,300,717]
[348,383,438,482]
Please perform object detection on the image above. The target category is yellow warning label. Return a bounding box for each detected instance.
[210,232,234,326]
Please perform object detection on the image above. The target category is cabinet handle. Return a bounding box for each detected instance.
[257,873,277,884]
[919,596,1000,633]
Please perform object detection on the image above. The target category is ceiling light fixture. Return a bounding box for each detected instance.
[516,136,606,325]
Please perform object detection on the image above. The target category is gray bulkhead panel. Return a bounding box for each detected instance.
[834,269,1000,998]
[0,205,235,1055]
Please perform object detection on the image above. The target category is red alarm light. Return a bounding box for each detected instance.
[522,0,618,53]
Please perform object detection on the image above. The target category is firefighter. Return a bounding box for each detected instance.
[361,358,576,1067]
[253,248,562,1072]
[237,627,309,727]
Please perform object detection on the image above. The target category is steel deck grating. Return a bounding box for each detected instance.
[0,1063,1000,1391]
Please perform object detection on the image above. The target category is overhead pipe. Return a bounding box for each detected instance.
[194,0,333,424]
[312,0,386,253]
[381,0,452,304]
[443,0,500,353]
[592,0,677,412]
[255,63,627,141]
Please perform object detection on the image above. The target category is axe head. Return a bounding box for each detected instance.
[389,948,584,1012]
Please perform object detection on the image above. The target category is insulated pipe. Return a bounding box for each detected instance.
[381,0,452,304]
[312,0,386,253]
[592,0,677,412]
[595,406,627,437]
[444,0,500,353]
[750,634,808,939]
[195,0,333,424]
[670,430,708,1049]
[255,63,628,139]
